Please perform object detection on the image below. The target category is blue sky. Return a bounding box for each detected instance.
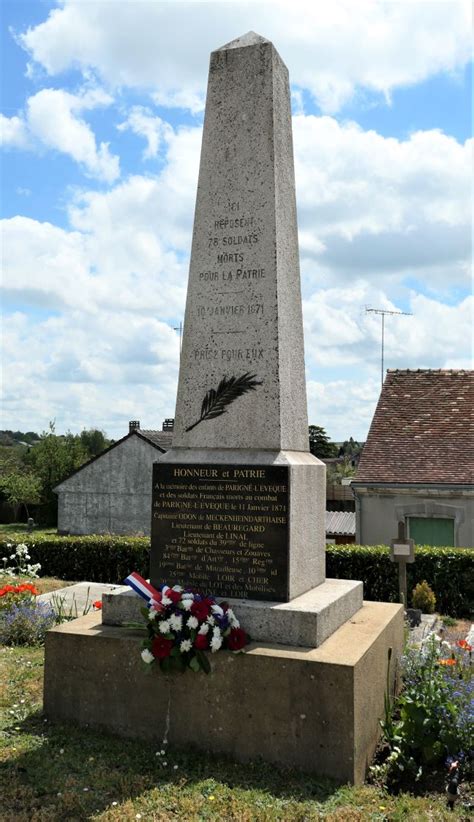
[1,0,472,440]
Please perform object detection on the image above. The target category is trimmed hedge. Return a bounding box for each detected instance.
[326,544,473,619]
[1,534,473,617]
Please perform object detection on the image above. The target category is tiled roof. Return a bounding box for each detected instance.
[355,370,474,485]
[138,430,173,451]
[325,511,356,535]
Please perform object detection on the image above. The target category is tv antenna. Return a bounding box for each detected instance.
[365,307,412,388]
[173,321,183,355]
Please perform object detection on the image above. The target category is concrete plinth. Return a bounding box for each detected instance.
[44,601,403,785]
[103,578,363,648]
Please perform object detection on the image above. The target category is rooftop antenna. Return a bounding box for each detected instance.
[173,321,183,358]
[365,307,412,388]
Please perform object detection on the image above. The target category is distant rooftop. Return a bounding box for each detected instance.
[355,369,474,485]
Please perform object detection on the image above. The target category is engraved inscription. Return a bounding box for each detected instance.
[150,464,289,601]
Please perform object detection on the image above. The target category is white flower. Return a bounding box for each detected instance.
[187,616,199,630]
[2,557,7,562]
[158,620,171,634]
[172,585,183,592]
[148,609,158,621]
[181,599,193,611]
[182,592,194,600]
[211,604,224,616]
[10,554,15,560]
[210,634,223,653]
[141,649,154,664]
[169,613,183,631]
[161,595,172,606]
[198,623,209,635]
[206,615,215,626]
[227,609,240,628]
[180,639,192,652]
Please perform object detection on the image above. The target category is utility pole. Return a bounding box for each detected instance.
[365,307,412,388]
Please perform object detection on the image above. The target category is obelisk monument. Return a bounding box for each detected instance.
[150,33,360,626]
[47,36,402,784]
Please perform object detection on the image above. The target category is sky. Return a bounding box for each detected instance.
[1,0,472,442]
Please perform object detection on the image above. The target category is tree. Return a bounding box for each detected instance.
[25,423,88,523]
[308,425,338,458]
[80,428,109,457]
[0,471,42,519]
[326,457,356,486]
[338,437,362,458]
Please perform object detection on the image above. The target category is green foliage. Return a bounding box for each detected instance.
[375,635,473,788]
[0,471,42,517]
[411,579,436,613]
[326,457,356,485]
[308,425,338,458]
[24,422,89,523]
[338,437,362,457]
[79,428,110,457]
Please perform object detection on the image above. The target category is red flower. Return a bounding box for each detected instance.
[438,657,456,666]
[226,628,248,651]
[457,639,472,651]
[152,635,173,660]
[168,589,182,604]
[194,633,209,650]
[93,600,102,610]
[191,600,211,622]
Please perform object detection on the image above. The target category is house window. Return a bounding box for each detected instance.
[407,516,455,547]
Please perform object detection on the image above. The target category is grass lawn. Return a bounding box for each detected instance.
[0,523,57,536]
[0,578,471,819]
[1,652,471,819]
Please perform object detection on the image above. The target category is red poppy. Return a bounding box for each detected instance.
[456,639,472,651]
[152,635,173,660]
[226,627,248,651]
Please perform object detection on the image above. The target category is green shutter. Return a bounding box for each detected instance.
[408,517,455,547]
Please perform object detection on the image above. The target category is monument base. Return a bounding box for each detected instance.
[103,578,363,648]
[44,601,403,785]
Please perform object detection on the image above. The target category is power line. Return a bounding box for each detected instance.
[365,307,413,388]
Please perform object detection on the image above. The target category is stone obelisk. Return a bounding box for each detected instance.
[150,33,360,625]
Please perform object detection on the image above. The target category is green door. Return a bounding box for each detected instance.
[408,517,455,547]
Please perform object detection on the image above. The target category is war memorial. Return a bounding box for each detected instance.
[44,33,403,784]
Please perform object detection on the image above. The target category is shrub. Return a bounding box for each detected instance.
[0,600,56,645]
[411,580,436,613]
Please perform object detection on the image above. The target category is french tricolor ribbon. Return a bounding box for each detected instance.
[124,572,162,604]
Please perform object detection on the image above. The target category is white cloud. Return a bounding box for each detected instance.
[117,106,173,159]
[18,0,471,113]
[26,87,119,182]
[0,113,30,148]
[293,116,471,287]
[1,87,119,182]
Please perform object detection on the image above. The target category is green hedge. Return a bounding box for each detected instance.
[1,534,473,617]
[327,544,473,618]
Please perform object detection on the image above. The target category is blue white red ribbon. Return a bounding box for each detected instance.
[124,572,162,604]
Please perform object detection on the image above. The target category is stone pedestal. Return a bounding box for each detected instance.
[44,601,404,786]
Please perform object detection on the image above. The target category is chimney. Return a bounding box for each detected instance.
[129,420,140,432]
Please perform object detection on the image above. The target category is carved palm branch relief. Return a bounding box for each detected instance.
[185,373,262,432]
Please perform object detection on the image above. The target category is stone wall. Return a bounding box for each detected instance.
[56,435,160,535]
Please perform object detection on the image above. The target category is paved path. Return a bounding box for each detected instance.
[39,582,122,617]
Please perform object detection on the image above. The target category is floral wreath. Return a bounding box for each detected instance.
[124,573,249,674]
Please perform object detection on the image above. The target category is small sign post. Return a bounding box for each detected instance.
[390,521,415,607]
